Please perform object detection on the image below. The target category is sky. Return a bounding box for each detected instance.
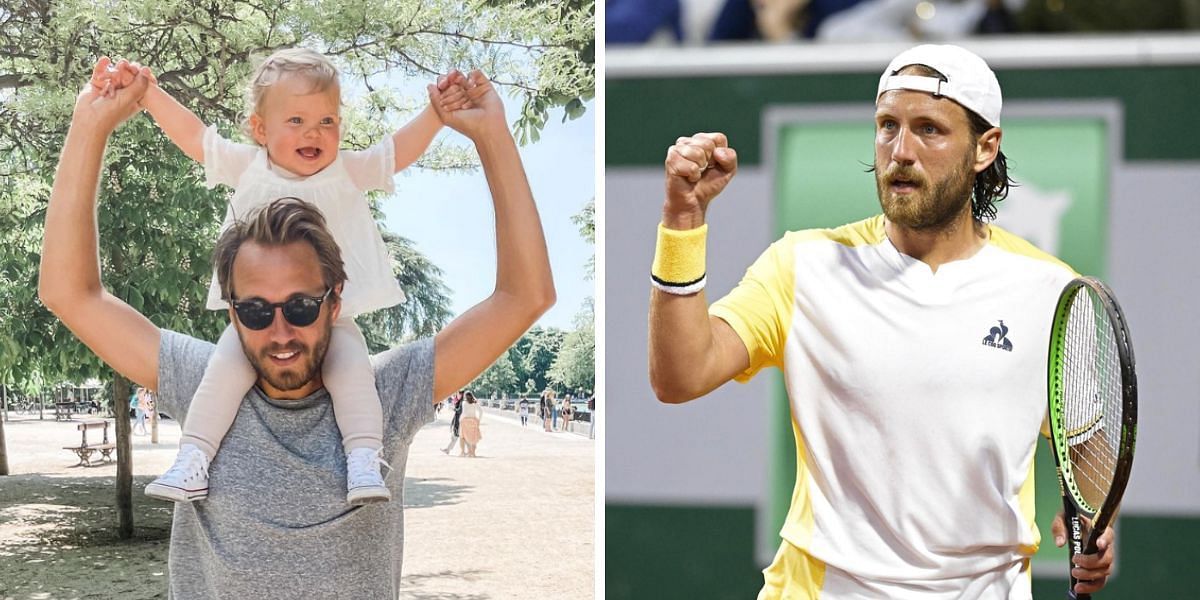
[379,99,596,331]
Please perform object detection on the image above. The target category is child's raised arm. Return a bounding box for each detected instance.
[138,67,207,164]
[390,72,471,173]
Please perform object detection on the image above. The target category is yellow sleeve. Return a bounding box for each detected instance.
[709,236,796,383]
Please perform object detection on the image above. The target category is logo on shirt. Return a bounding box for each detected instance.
[982,320,1013,352]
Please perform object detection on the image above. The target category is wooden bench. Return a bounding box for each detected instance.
[64,420,116,467]
[54,401,74,421]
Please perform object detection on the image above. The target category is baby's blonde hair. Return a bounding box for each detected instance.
[242,47,341,140]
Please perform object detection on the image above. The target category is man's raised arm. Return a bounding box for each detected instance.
[648,132,751,404]
[427,70,556,401]
[38,59,160,390]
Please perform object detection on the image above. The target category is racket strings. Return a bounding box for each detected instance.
[1061,289,1123,512]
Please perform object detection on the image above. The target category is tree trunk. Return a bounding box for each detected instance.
[112,373,134,539]
[0,385,8,476]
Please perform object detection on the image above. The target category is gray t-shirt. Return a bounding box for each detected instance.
[156,329,435,599]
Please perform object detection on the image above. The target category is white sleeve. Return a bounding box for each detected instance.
[342,136,396,193]
[202,125,259,189]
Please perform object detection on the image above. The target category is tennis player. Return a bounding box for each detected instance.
[648,44,1116,598]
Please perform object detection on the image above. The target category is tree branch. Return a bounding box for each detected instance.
[409,29,566,52]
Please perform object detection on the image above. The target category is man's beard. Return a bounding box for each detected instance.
[242,323,331,392]
[876,152,975,230]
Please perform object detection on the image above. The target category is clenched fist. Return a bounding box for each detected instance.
[663,132,738,230]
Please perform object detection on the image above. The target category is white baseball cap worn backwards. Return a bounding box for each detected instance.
[877,44,1002,127]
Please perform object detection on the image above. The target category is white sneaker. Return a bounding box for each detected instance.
[145,444,209,502]
[347,447,391,505]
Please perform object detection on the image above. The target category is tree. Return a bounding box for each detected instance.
[548,323,593,392]
[517,326,564,393]
[548,198,594,391]
[0,0,593,537]
[0,0,593,153]
[571,197,595,280]
[548,296,593,392]
[470,347,519,398]
[356,231,453,353]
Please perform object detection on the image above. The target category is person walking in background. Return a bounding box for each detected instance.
[550,390,560,431]
[518,398,530,427]
[139,387,155,431]
[587,391,595,440]
[541,390,554,432]
[131,387,147,435]
[560,394,574,433]
[458,391,483,457]
[442,390,464,454]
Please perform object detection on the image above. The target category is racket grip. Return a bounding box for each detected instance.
[1069,582,1094,599]
[1066,530,1092,598]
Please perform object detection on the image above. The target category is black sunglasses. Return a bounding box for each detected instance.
[230,288,333,331]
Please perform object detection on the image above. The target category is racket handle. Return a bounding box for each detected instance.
[1069,575,1094,599]
[1066,511,1089,600]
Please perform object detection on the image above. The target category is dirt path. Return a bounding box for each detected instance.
[0,409,594,599]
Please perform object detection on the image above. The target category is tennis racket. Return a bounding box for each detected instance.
[1047,276,1138,599]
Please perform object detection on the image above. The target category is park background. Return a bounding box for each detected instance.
[606,35,1199,598]
[0,0,595,598]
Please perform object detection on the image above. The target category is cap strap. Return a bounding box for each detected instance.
[881,75,950,98]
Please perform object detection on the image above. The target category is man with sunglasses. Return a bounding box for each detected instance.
[39,63,555,598]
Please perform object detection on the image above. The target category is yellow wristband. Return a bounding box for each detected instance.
[651,223,707,295]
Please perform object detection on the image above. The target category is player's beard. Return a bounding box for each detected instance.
[876,150,975,230]
[242,321,332,392]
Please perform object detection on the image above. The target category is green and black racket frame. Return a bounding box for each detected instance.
[1047,276,1138,599]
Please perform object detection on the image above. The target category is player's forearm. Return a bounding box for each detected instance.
[140,84,206,163]
[38,120,110,307]
[391,105,443,172]
[648,293,730,403]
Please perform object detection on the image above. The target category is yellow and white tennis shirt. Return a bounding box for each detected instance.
[710,215,1077,599]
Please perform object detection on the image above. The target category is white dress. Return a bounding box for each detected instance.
[201,126,406,317]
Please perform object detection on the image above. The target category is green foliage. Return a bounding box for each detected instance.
[516,326,564,393]
[1,0,592,151]
[465,326,563,397]
[571,196,594,280]
[547,196,595,391]
[356,231,453,353]
[470,347,519,398]
[548,297,593,391]
[548,325,594,392]
[0,114,228,389]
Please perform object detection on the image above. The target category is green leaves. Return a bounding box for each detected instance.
[547,298,593,391]
[564,97,586,122]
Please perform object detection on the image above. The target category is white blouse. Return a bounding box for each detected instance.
[460,402,483,422]
[201,126,406,317]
